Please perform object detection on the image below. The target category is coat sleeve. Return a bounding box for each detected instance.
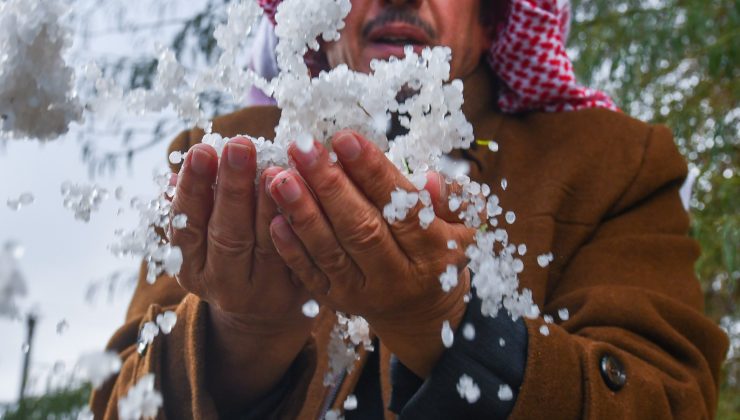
[89,132,317,420]
[508,125,729,419]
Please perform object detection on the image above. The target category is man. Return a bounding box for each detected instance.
[92,0,729,418]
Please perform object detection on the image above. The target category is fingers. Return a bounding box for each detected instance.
[269,215,331,297]
[170,143,218,293]
[327,131,464,256]
[284,141,408,272]
[253,166,293,283]
[268,169,364,296]
[204,138,258,287]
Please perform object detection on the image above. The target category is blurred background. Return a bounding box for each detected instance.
[0,0,737,418]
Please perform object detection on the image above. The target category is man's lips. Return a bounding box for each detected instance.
[366,22,432,47]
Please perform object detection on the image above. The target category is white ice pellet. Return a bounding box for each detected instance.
[481,183,491,197]
[539,325,550,336]
[329,151,338,163]
[448,195,462,212]
[441,320,454,348]
[439,264,458,292]
[499,337,506,347]
[162,246,183,277]
[457,374,481,403]
[517,244,527,255]
[505,211,516,224]
[498,384,513,401]
[75,350,121,388]
[343,394,358,411]
[117,373,163,420]
[302,299,320,318]
[156,311,177,334]
[324,409,343,420]
[462,323,476,340]
[6,192,34,210]
[537,252,554,268]
[61,181,108,222]
[544,315,554,324]
[447,240,458,250]
[139,322,159,346]
[419,206,435,229]
[56,319,68,335]
[487,141,499,152]
[0,0,82,141]
[558,308,570,321]
[501,178,508,190]
[168,151,183,165]
[171,214,188,229]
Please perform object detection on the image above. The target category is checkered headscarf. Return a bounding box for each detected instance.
[255,0,617,113]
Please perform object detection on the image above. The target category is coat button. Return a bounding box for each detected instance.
[599,354,627,391]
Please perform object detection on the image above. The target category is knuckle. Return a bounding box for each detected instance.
[313,168,345,199]
[207,227,254,257]
[170,225,204,248]
[290,206,324,231]
[345,211,387,250]
[313,246,352,276]
[215,179,251,203]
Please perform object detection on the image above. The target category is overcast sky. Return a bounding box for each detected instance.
[0,0,213,403]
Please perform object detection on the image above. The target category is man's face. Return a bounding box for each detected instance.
[324,0,493,80]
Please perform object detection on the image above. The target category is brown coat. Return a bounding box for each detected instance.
[91,68,728,419]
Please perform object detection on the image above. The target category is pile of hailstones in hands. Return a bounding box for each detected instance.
[0,0,554,415]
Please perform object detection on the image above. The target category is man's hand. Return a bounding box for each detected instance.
[268,131,474,378]
[170,137,312,414]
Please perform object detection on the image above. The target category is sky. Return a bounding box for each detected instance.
[0,0,213,404]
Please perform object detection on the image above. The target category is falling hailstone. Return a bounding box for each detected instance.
[343,394,358,411]
[439,264,458,292]
[56,319,68,335]
[6,192,34,211]
[558,308,570,321]
[539,325,550,336]
[499,337,506,347]
[61,181,109,222]
[497,384,513,401]
[505,211,516,224]
[537,252,554,268]
[302,299,320,318]
[117,373,163,420]
[75,350,121,388]
[441,320,454,348]
[324,409,343,420]
[171,214,188,230]
[156,311,177,334]
[138,321,159,347]
[168,151,184,165]
[462,323,476,341]
[457,374,481,403]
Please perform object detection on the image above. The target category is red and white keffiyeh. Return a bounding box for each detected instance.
[255,0,618,113]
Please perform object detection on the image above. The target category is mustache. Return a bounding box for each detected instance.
[361,8,437,41]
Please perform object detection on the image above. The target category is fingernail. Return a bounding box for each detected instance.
[293,145,320,168]
[272,216,294,242]
[333,133,361,161]
[265,175,274,195]
[226,143,251,170]
[438,173,447,198]
[191,148,212,175]
[276,174,302,203]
